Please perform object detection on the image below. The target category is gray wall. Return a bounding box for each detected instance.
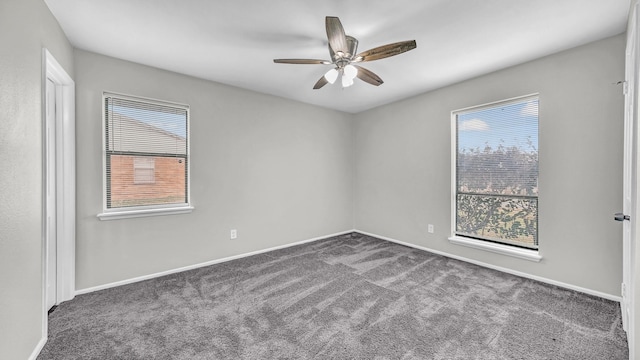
[0,5,625,356]
[353,34,625,297]
[0,0,74,358]
[74,50,353,290]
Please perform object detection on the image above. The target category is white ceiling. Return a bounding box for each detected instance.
[45,0,629,113]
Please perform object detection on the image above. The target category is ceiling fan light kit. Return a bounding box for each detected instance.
[324,68,339,84]
[324,64,358,87]
[274,16,417,89]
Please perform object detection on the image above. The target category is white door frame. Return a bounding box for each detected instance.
[624,2,640,358]
[42,48,75,323]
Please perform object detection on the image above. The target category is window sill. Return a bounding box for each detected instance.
[97,206,194,221]
[448,235,542,262]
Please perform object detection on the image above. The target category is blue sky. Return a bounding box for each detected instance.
[457,99,538,152]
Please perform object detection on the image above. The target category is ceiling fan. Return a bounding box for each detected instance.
[274,16,417,89]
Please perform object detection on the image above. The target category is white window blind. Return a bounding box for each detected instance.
[104,93,189,210]
[454,95,538,249]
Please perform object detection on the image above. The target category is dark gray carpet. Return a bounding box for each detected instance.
[38,232,628,359]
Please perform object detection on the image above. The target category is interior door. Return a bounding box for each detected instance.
[45,77,57,310]
[620,4,640,357]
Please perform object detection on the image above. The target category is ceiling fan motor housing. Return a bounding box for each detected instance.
[330,35,359,66]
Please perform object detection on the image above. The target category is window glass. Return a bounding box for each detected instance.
[454,96,538,249]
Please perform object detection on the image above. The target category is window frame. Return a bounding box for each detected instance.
[448,94,541,262]
[97,91,193,220]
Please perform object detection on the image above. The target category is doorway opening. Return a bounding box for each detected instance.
[42,48,75,333]
[45,77,57,311]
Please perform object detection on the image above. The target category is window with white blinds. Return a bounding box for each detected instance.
[103,92,189,211]
[453,95,538,249]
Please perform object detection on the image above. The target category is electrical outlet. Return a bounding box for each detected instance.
[428,224,434,234]
[230,229,237,239]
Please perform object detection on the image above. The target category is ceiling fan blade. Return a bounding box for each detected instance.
[273,59,331,64]
[326,16,348,55]
[313,75,329,89]
[354,40,417,62]
[353,65,384,86]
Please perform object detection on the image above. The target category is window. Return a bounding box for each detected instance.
[133,157,155,184]
[99,92,191,219]
[451,95,539,253]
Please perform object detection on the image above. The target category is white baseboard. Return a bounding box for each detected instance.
[75,228,621,302]
[355,230,622,302]
[28,336,47,360]
[75,230,355,296]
